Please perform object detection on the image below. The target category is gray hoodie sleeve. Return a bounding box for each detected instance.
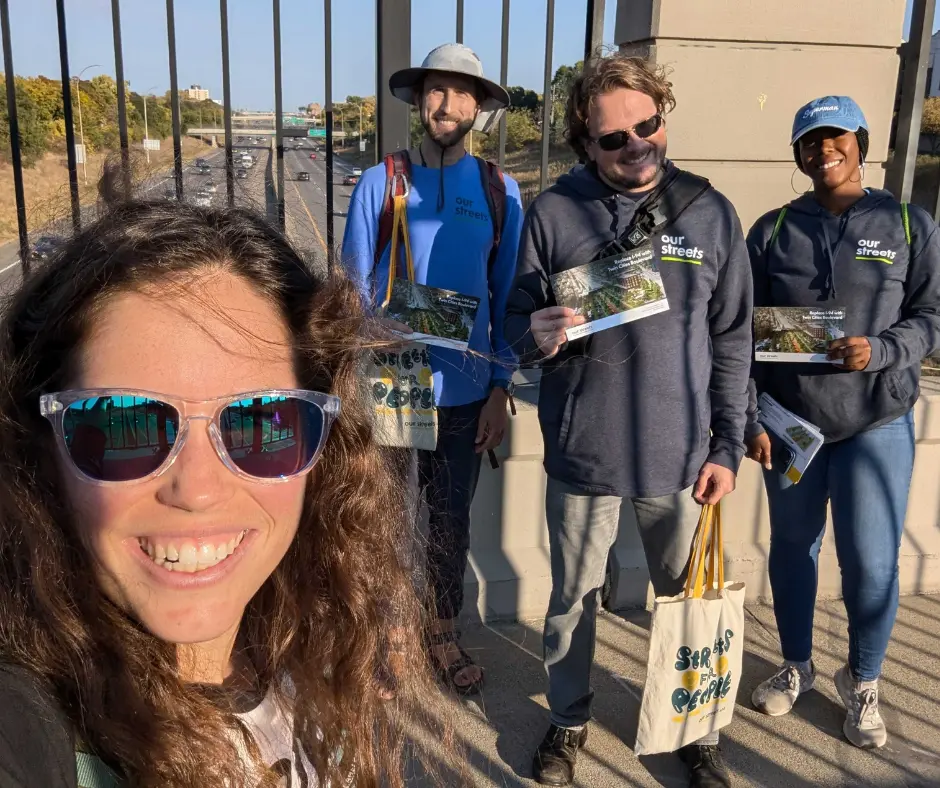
[706,202,754,473]
[866,205,940,372]
[504,202,553,365]
[744,213,777,440]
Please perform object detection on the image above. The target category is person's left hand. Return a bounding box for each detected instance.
[827,337,872,371]
[475,388,510,453]
[693,462,737,505]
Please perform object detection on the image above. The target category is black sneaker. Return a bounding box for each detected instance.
[531,724,589,786]
[677,744,731,788]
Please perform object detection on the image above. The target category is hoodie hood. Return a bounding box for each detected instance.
[552,160,677,237]
[785,188,894,218]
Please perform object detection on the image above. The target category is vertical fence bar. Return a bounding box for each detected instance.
[324,0,334,265]
[376,0,412,155]
[539,0,555,192]
[456,0,464,44]
[272,0,285,229]
[110,0,131,196]
[56,0,81,232]
[584,0,605,63]
[886,0,935,201]
[498,0,509,167]
[166,0,184,199]
[220,0,234,206]
[0,0,29,271]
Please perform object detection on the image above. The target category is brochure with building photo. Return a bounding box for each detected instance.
[383,279,480,351]
[757,393,824,484]
[550,245,670,341]
[754,306,846,363]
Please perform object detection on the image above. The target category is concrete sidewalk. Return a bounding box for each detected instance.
[414,596,940,787]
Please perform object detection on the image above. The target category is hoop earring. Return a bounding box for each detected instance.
[790,166,809,195]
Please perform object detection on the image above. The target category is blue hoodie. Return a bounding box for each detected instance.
[504,162,753,498]
[341,153,523,407]
[746,189,940,441]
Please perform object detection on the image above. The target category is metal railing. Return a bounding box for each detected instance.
[0,0,607,273]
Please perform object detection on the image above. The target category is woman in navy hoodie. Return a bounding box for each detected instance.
[744,96,940,750]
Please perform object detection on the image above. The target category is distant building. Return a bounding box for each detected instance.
[183,84,210,101]
[927,32,940,98]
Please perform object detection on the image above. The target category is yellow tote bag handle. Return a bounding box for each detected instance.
[683,502,725,599]
[382,194,416,307]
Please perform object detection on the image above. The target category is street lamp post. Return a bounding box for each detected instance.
[72,64,101,185]
[142,84,159,164]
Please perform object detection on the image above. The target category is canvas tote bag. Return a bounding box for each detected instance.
[634,502,746,755]
[366,191,438,450]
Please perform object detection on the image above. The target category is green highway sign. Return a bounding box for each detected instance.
[308,129,326,138]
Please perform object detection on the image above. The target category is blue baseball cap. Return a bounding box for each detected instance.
[790,96,869,146]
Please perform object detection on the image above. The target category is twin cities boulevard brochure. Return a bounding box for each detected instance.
[753,306,846,363]
[550,245,670,341]
[384,279,480,352]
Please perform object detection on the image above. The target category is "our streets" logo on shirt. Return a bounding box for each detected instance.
[660,234,705,265]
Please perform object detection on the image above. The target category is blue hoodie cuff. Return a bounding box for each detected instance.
[866,336,889,372]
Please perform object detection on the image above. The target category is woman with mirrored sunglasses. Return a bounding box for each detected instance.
[0,188,463,787]
[744,96,940,751]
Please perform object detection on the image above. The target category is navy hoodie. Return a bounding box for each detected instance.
[504,162,753,498]
[746,189,940,442]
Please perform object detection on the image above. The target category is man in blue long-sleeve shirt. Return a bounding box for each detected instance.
[341,43,523,695]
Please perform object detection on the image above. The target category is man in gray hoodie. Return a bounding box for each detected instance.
[504,54,752,788]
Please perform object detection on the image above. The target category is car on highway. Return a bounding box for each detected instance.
[163,189,177,201]
[236,168,248,179]
[203,181,218,193]
[309,153,317,160]
[297,171,310,182]
[195,158,208,167]
[29,235,60,262]
[343,174,358,186]
[196,165,211,175]
[352,167,362,176]
[193,192,212,208]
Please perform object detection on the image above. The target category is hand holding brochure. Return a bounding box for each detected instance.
[383,279,480,352]
[550,245,669,341]
[754,307,846,363]
[757,393,824,484]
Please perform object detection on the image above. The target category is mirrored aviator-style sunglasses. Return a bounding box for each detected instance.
[39,389,341,485]
[592,114,664,152]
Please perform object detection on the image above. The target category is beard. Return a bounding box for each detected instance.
[596,140,666,192]
[422,113,475,149]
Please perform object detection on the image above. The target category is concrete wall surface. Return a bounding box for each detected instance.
[614,0,905,230]
[462,378,940,622]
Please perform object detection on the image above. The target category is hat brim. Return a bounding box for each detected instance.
[791,119,863,146]
[389,67,510,112]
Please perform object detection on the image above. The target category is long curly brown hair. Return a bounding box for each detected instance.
[0,198,463,786]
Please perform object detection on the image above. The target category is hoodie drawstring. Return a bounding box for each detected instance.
[820,214,849,299]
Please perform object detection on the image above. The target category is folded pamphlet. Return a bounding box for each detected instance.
[757,393,824,484]
[384,279,480,352]
[754,306,846,363]
[550,245,670,341]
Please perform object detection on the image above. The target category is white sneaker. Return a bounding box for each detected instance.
[751,661,815,716]
[835,665,887,749]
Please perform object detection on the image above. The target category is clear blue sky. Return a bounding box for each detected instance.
[0,0,617,110]
[0,0,931,110]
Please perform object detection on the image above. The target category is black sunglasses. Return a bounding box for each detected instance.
[591,114,664,152]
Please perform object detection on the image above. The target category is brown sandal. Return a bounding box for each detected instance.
[428,630,484,696]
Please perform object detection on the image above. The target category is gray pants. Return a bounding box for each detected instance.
[543,476,717,745]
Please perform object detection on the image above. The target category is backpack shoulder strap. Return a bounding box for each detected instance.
[769,207,788,248]
[475,156,507,277]
[901,202,912,247]
[636,170,712,243]
[374,151,412,271]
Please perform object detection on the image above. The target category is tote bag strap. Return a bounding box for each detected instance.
[382,194,416,308]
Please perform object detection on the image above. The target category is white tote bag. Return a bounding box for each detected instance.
[634,502,746,756]
[367,191,438,451]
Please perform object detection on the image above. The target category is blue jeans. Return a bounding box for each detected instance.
[764,410,915,681]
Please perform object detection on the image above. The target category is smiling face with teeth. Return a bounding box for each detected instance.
[61,270,307,660]
[797,126,862,192]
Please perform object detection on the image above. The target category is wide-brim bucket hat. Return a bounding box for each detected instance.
[389,43,510,112]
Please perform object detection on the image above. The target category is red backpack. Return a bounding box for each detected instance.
[373,150,507,281]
